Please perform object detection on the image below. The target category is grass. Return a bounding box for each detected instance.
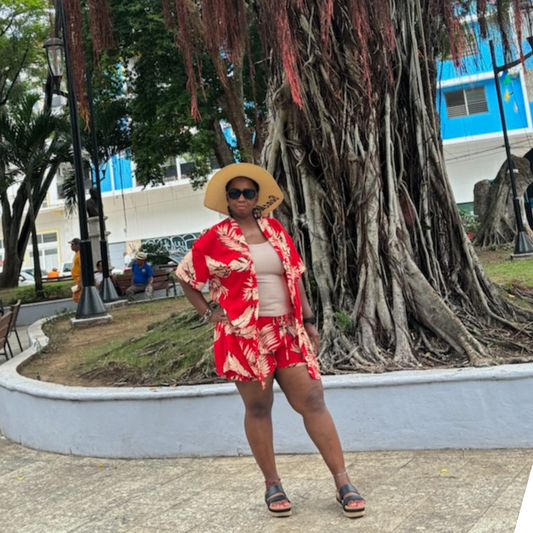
[78,311,216,385]
[482,259,533,287]
[24,298,219,387]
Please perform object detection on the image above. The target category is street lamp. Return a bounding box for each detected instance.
[86,68,119,302]
[43,38,64,86]
[490,38,533,256]
[43,6,107,319]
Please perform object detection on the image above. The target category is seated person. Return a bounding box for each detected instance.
[125,252,154,301]
[94,260,103,289]
[47,268,60,279]
[95,260,118,292]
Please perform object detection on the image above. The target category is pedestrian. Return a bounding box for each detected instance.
[125,251,154,301]
[69,238,82,303]
[123,251,132,269]
[176,163,365,519]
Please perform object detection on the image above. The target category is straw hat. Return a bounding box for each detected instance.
[204,163,284,216]
[136,251,148,260]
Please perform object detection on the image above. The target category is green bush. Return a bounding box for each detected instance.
[335,310,355,334]
[140,242,171,267]
[459,209,480,235]
[11,282,72,305]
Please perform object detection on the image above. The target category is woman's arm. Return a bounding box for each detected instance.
[178,279,227,323]
[297,278,320,352]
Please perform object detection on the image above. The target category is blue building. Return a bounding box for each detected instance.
[437,12,533,211]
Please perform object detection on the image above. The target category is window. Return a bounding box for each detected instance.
[180,162,195,180]
[445,87,488,118]
[27,231,59,271]
[162,158,178,183]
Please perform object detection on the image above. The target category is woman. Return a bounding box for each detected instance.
[176,163,365,519]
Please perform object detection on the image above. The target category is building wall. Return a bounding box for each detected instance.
[437,14,533,208]
[438,75,529,140]
[33,180,221,271]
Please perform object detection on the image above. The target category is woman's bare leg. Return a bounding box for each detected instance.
[235,376,290,511]
[276,365,364,510]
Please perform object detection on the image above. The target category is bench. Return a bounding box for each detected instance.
[42,275,73,284]
[114,268,177,299]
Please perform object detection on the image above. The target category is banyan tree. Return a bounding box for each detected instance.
[60,0,533,372]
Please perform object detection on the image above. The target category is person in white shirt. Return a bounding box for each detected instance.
[94,260,103,289]
[123,251,132,268]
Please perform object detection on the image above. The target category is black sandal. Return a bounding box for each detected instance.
[336,483,365,518]
[265,484,292,517]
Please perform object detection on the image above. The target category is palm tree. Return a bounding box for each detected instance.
[0,92,71,289]
[61,67,131,216]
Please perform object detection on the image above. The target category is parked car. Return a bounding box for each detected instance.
[18,271,35,286]
[22,268,49,279]
[59,262,73,277]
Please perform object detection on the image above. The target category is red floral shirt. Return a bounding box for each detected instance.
[176,217,320,384]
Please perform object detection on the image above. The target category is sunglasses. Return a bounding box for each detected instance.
[227,188,258,200]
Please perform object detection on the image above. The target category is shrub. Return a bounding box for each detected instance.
[335,311,355,334]
[459,209,480,236]
[11,282,72,305]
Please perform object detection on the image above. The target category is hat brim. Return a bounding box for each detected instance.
[204,163,284,216]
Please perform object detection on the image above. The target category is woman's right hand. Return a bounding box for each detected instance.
[209,306,229,324]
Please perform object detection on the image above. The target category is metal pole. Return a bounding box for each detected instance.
[57,0,107,317]
[489,40,533,255]
[86,68,119,302]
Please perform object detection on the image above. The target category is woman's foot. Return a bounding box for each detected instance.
[333,471,365,518]
[265,480,292,517]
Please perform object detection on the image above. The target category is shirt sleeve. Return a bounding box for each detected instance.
[176,233,210,292]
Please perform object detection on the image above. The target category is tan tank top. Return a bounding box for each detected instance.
[248,241,291,316]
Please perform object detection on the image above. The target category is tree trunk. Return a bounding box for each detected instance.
[0,161,61,288]
[26,178,44,297]
[0,189,27,288]
[474,155,533,247]
[210,118,235,168]
[259,0,531,371]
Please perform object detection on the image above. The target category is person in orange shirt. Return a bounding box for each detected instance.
[47,268,59,279]
[69,238,82,303]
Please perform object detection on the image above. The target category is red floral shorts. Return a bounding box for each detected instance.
[214,313,307,383]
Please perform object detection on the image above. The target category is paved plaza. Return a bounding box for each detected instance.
[0,437,530,533]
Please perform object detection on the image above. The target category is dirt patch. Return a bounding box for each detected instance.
[20,298,192,387]
[474,245,513,265]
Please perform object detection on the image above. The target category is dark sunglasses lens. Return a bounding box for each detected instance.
[242,189,257,199]
[228,188,257,200]
[227,189,241,199]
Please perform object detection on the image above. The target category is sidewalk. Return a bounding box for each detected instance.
[0,435,529,533]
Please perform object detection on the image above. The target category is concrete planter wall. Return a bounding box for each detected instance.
[0,318,532,458]
[17,298,77,326]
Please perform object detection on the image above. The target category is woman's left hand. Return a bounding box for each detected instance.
[304,322,320,353]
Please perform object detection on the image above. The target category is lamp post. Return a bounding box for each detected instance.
[86,68,119,302]
[43,7,107,318]
[489,39,533,256]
